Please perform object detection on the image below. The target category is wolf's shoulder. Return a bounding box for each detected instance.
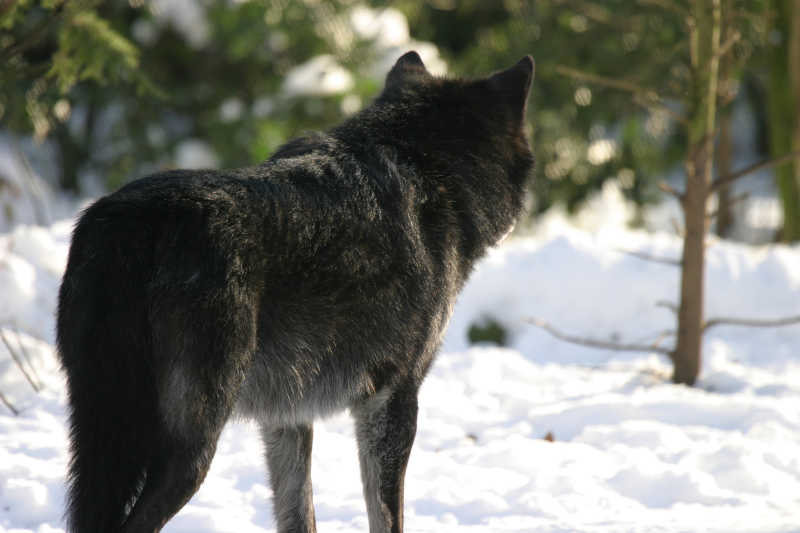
[265,132,336,161]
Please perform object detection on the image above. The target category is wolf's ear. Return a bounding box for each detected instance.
[489,55,535,121]
[385,51,429,89]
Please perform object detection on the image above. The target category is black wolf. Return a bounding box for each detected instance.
[57,51,534,533]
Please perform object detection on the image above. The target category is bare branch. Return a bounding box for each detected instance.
[555,65,655,95]
[711,151,800,191]
[631,328,677,349]
[14,327,42,386]
[650,329,677,349]
[555,65,689,125]
[667,216,685,238]
[696,30,742,82]
[717,30,741,59]
[554,64,690,125]
[526,318,674,355]
[658,181,684,201]
[703,315,800,332]
[0,328,41,392]
[613,247,681,266]
[0,389,19,416]
[656,300,679,315]
[631,94,689,126]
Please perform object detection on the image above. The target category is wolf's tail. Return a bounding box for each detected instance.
[57,202,157,533]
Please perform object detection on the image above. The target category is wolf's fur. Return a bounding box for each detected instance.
[57,51,534,533]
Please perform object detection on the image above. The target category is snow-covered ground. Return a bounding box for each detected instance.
[1,187,800,533]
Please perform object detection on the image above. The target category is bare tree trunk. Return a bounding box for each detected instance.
[674,148,711,385]
[672,0,721,385]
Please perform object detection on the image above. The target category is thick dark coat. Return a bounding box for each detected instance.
[57,51,534,533]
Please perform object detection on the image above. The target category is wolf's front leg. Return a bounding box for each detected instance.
[261,423,316,533]
[353,385,419,533]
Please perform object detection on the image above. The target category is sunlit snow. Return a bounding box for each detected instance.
[1,187,799,533]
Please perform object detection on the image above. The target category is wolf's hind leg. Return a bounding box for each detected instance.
[120,288,257,532]
[353,385,418,533]
[118,435,220,533]
[261,423,317,533]
[119,359,245,532]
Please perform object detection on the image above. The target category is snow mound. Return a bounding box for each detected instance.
[1,194,799,532]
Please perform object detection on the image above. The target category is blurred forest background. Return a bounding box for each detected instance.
[1,0,799,243]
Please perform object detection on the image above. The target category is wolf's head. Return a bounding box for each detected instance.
[363,51,535,256]
[384,51,533,137]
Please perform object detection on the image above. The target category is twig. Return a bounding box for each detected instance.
[707,192,749,220]
[0,389,19,416]
[656,300,678,314]
[716,30,741,60]
[650,329,676,349]
[631,328,676,348]
[613,247,681,266]
[13,327,42,386]
[697,30,742,80]
[703,315,800,332]
[658,181,684,200]
[556,65,656,95]
[555,65,689,125]
[668,216,685,238]
[631,94,688,126]
[0,328,41,392]
[526,318,674,355]
[711,151,800,191]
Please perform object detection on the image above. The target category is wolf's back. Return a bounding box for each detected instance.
[57,198,158,533]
